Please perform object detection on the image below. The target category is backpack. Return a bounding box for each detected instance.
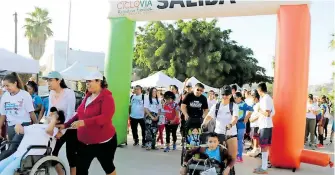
[204,102,233,133]
[129,94,144,114]
[130,94,144,104]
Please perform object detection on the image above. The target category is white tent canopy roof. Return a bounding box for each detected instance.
[0,48,39,73]
[60,61,93,81]
[131,71,175,89]
[187,77,219,93]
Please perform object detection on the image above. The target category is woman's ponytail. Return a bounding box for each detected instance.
[3,72,24,90]
[101,76,108,89]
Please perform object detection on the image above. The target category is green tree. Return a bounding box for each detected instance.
[134,19,272,87]
[24,7,53,60]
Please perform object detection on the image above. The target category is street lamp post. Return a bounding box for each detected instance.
[14,12,17,54]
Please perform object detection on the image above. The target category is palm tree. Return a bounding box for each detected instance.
[23,7,53,60]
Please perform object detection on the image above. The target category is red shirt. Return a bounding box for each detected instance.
[65,88,115,145]
[164,102,180,124]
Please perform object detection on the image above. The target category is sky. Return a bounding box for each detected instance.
[0,0,334,85]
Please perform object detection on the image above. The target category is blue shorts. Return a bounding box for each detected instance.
[332,120,335,132]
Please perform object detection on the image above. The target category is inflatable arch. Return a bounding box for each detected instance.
[105,0,331,170]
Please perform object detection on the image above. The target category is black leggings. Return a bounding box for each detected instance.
[324,118,329,138]
[52,129,78,168]
[77,134,117,175]
[165,124,178,144]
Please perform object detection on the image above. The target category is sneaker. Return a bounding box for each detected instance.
[253,167,268,174]
[317,144,325,148]
[236,157,243,163]
[173,144,177,150]
[141,144,146,148]
[146,147,151,151]
[164,147,170,152]
[133,142,139,146]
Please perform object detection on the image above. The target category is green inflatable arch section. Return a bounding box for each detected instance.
[105,17,136,145]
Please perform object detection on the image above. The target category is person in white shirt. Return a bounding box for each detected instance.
[42,71,77,175]
[144,87,161,150]
[0,106,62,175]
[305,94,317,148]
[207,90,217,109]
[247,90,261,157]
[254,83,275,174]
[0,72,37,161]
[170,85,180,104]
[203,85,238,169]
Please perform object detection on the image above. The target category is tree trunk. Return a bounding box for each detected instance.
[18,73,32,89]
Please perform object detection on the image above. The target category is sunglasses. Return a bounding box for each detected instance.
[196,89,204,93]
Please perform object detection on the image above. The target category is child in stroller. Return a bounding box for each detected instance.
[180,132,234,175]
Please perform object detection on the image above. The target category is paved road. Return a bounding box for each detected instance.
[57,129,334,175]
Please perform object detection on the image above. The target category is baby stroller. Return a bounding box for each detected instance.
[180,126,235,175]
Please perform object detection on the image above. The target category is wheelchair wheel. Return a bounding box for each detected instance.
[29,156,67,175]
[230,166,235,175]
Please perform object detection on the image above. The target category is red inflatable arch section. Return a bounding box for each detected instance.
[272,5,332,169]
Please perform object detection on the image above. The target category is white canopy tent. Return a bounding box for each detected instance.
[60,61,93,81]
[187,77,219,93]
[0,48,39,73]
[131,71,175,89]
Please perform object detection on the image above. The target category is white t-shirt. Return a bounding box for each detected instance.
[245,98,254,107]
[13,124,58,158]
[144,96,161,114]
[208,102,239,136]
[0,90,34,126]
[207,99,217,110]
[250,103,260,127]
[306,103,317,119]
[48,89,76,123]
[174,94,180,104]
[258,94,275,129]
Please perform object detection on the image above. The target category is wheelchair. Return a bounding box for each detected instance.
[0,139,67,175]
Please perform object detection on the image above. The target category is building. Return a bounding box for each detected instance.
[41,40,140,81]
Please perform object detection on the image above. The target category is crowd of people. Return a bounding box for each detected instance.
[0,70,332,175]
[305,94,333,149]
[0,71,118,175]
[129,79,334,174]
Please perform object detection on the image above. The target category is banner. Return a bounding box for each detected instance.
[108,0,310,21]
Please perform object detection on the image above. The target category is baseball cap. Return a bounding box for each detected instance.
[84,71,103,81]
[43,71,62,80]
[220,85,232,95]
[186,82,192,87]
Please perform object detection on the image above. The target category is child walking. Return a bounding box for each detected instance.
[157,98,166,149]
[163,91,180,152]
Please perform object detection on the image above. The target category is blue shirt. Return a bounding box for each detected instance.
[31,94,42,116]
[205,146,221,162]
[236,102,253,129]
[130,94,145,119]
[42,97,49,116]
